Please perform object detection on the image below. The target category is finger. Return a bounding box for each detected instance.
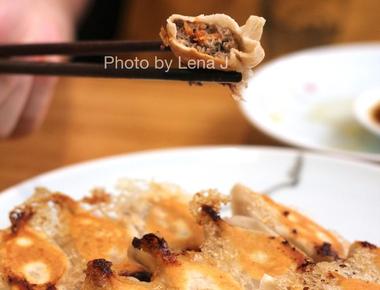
[0,75,24,106]
[12,54,61,137]
[0,75,33,138]
[12,76,58,137]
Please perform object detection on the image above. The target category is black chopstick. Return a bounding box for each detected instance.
[0,40,168,57]
[0,40,242,83]
[0,60,242,83]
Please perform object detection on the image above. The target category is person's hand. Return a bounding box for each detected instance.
[0,0,75,137]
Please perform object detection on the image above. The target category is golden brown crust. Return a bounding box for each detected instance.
[84,259,113,288]
[259,240,380,289]
[81,188,111,205]
[1,227,69,289]
[83,259,153,290]
[0,188,144,289]
[130,233,243,289]
[115,180,204,251]
[231,184,349,261]
[190,190,309,288]
[132,234,178,265]
[9,206,34,234]
[0,184,207,289]
[1,182,379,289]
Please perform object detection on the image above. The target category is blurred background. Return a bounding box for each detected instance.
[0,0,380,190]
[78,0,380,59]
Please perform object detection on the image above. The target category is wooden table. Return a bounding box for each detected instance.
[0,77,281,190]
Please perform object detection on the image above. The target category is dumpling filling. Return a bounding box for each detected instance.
[174,19,239,59]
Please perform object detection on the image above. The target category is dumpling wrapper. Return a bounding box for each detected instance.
[160,14,265,100]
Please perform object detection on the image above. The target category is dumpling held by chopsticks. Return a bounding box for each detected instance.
[160,13,265,99]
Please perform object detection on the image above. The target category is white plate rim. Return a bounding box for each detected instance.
[240,42,380,162]
[1,145,380,242]
[2,145,380,196]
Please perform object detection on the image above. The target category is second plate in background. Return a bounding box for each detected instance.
[241,43,380,161]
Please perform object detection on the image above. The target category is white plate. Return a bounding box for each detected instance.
[1,146,379,244]
[241,43,380,162]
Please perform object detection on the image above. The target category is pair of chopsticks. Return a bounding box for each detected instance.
[0,40,242,83]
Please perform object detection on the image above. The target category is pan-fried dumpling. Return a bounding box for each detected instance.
[160,14,265,99]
